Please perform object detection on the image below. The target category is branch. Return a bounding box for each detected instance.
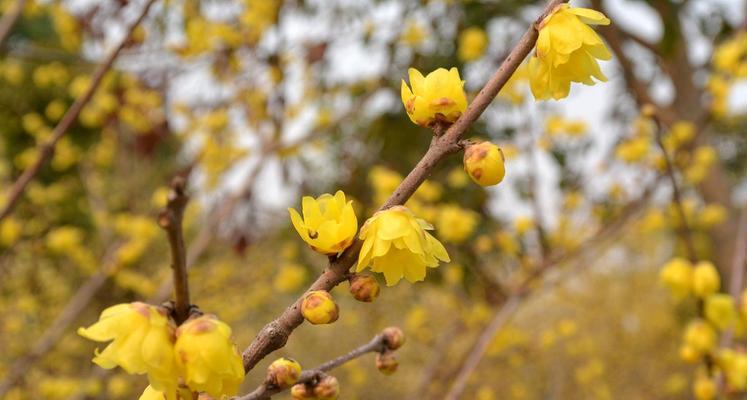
[720,209,747,348]
[158,176,191,324]
[0,0,158,224]
[240,0,570,374]
[0,0,25,49]
[236,331,391,400]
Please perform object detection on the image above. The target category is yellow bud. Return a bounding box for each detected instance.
[692,261,720,298]
[313,375,340,400]
[705,293,737,331]
[679,345,700,363]
[291,383,316,400]
[348,274,380,303]
[683,319,716,354]
[693,375,716,400]
[401,67,467,127]
[301,290,339,325]
[375,352,399,375]
[463,141,506,186]
[659,258,693,300]
[266,358,302,389]
[381,326,406,351]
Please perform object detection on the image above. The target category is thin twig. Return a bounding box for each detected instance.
[0,0,25,49]
[158,176,191,324]
[0,0,158,224]
[720,209,747,348]
[240,0,569,375]
[236,331,390,400]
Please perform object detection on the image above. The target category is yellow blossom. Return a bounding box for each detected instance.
[435,204,479,243]
[615,137,650,163]
[401,67,468,127]
[659,258,692,299]
[458,27,488,62]
[528,5,611,100]
[273,263,308,293]
[174,315,245,397]
[683,319,716,355]
[289,191,358,255]
[357,206,450,286]
[705,293,737,331]
[463,141,506,186]
[78,302,178,398]
[692,261,720,298]
[693,375,716,400]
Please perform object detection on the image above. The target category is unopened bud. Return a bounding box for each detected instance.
[291,383,315,400]
[463,141,505,186]
[301,290,339,325]
[692,261,720,298]
[381,326,405,350]
[266,357,302,389]
[376,352,399,375]
[313,375,340,400]
[349,274,380,302]
[641,103,657,118]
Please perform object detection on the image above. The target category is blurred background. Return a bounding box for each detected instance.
[1,0,747,399]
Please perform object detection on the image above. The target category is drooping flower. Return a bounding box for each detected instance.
[458,27,488,62]
[174,315,245,397]
[288,190,358,255]
[400,67,468,127]
[528,4,612,100]
[357,206,450,286]
[78,302,178,399]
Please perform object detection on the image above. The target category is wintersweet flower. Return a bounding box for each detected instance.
[78,302,178,399]
[528,4,612,100]
[458,27,488,62]
[289,190,358,255]
[174,315,245,397]
[659,258,692,300]
[357,206,450,286]
[400,67,468,127]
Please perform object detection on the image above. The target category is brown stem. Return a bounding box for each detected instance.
[0,0,158,224]
[720,209,747,348]
[236,331,390,400]
[158,176,191,324]
[240,0,569,374]
[0,0,25,49]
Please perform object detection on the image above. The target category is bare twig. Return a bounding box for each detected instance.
[720,209,747,348]
[240,0,569,375]
[0,0,25,48]
[236,331,391,400]
[158,176,191,324]
[0,0,158,223]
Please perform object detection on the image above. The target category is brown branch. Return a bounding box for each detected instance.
[240,0,570,374]
[236,331,391,400]
[158,176,191,324]
[720,209,747,348]
[0,0,25,49]
[0,0,158,224]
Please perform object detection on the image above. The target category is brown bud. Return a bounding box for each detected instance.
[376,351,399,375]
[266,357,302,389]
[301,290,339,325]
[313,375,340,400]
[381,326,405,350]
[349,274,381,302]
[291,383,316,400]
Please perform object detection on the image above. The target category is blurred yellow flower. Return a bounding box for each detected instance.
[435,204,479,243]
[401,67,468,127]
[683,319,716,355]
[659,258,692,299]
[273,263,308,293]
[357,206,449,285]
[78,302,178,399]
[692,261,720,298]
[175,315,245,397]
[289,191,358,255]
[458,27,488,62]
[528,5,611,100]
[705,293,737,331]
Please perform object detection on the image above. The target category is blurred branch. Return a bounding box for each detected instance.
[157,176,191,324]
[720,209,747,348]
[240,0,570,374]
[443,183,654,400]
[0,0,25,49]
[0,0,158,224]
[236,330,391,400]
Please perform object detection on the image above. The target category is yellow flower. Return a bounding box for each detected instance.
[694,375,716,400]
[692,261,720,298]
[463,141,506,186]
[175,315,245,397]
[78,302,178,399]
[139,386,165,400]
[705,293,737,331]
[357,206,450,286]
[683,319,716,355]
[401,67,468,127]
[528,5,611,100]
[659,258,692,299]
[458,27,488,62]
[288,191,358,255]
[435,204,479,243]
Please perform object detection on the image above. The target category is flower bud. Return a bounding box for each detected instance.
[290,383,315,400]
[694,375,716,400]
[679,345,700,363]
[381,327,405,350]
[266,357,302,389]
[376,352,399,375]
[692,261,720,298]
[301,290,339,325]
[313,375,340,400]
[349,274,380,302]
[463,142,505,186]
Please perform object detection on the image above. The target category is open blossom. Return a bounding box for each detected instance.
[400,67,467,127]
[528,4,611,100]
[289,190,358,255]
[175,315,245,398]
[357,206,450,286]
[78,302,178,399]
